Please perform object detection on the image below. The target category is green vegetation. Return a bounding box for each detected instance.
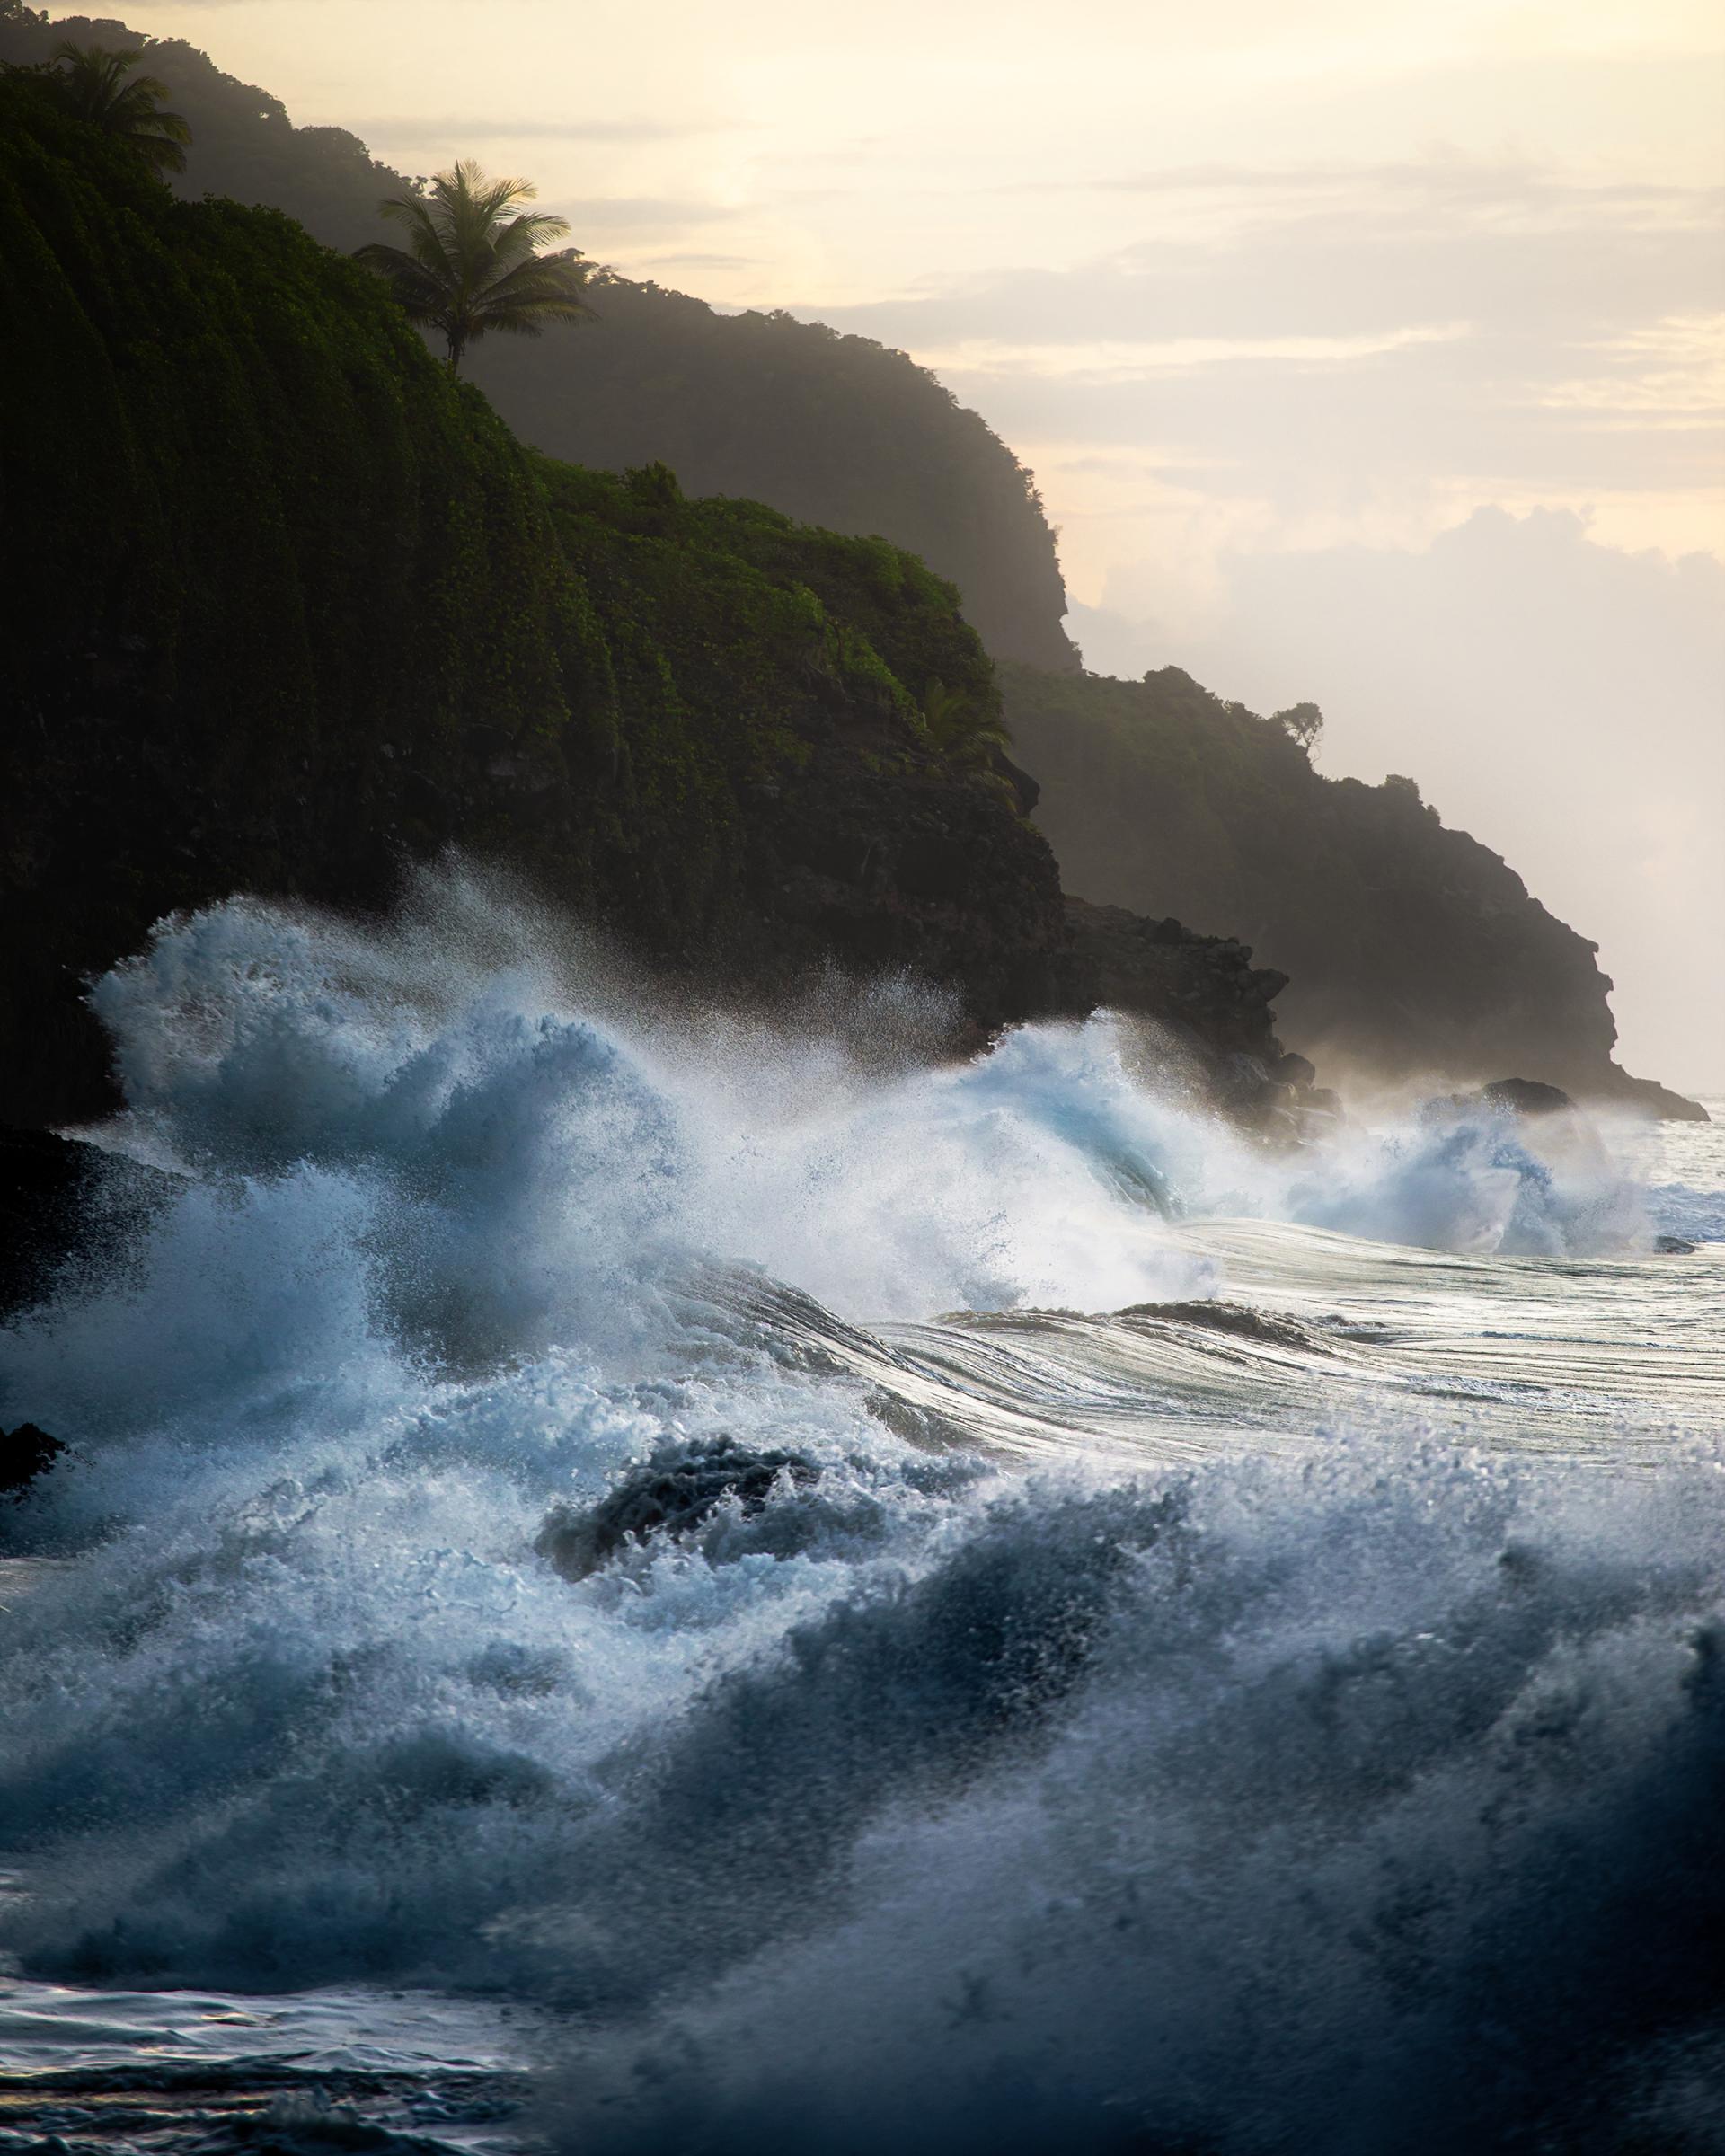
[0,9,1078,670]
[0,71,1063,1126]
[355,160,593,376]
[5,12,1669,1118]
[920,681,1017,800]
[475,285,1081,672]
[1002,663,1688,1109]
[43,39,190,170]
[1272,701,1323,755]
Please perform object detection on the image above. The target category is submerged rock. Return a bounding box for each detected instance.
[538,1436,821,1581]
[1427,1076,1588,1135]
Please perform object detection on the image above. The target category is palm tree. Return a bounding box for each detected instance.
[355,161,594,376]
[49,41,191,173]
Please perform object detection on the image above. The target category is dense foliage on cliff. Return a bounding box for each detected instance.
[1002,663,1695,1113]
[0,73,1068,1126]
[470,283,1077,671]
[0,8,1078,670]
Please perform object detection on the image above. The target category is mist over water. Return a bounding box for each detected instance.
[2,878,1721,2154]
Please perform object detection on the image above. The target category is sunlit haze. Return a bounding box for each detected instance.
[116,0,1725,1079]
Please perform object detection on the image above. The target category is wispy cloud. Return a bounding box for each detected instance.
[569,197,742,231]
[784,155,1723,545]
[810,163,1725,349]
[1091,158,1721,216]
[620,251,762,272]
[911,325,1473,382]
[352,114,741,147]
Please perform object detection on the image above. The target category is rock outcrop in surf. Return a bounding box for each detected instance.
[538,1437,821,1579]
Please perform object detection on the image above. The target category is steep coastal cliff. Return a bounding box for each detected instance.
[0,76,1280,1132]
[0,8,1080,673]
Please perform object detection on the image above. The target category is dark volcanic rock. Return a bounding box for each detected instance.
[1476,1077,1577,1118]
[731,747,1069,1043]
[0,1126,180,1324]
[1061,897,1298,1116]
[1429,1077,1585,1131]
[1,1422,64,1501]
[1,1127,105,1322]
[538,1437,821,1581]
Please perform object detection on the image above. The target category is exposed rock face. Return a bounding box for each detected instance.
[734,754,1070,1039]
[1004,664,1704,1121]
[1061,898,1302,1118]
[0,1127,180,1326]
[1473,1078,1577,1118]
[1,1127,113,1324]
[538,1438,821,1580]
[0,1131,85,1515]
[1,1424,64,1502]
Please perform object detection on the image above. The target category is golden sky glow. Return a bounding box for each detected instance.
[90,0,1725,1074]
[121,0,1723,591]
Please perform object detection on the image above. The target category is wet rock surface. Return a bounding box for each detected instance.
[537,1436,822,1580]
[1473,1077,1577,1118]
[0,1127,179,1325]
[1060,897,1302,1118]
[1,1420,64,1500]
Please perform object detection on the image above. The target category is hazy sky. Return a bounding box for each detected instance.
[112,0,1725,1080]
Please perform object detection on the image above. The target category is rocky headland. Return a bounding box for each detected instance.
[0,11,1695,1129]
[1004,665,1703,1120]
[0,7,1082,674]
[0,71,1289,1140]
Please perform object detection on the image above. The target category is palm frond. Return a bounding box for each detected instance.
[352,240,453,325]
[472,250,591,309]
[355,158,596,372]
[490,209,573,261]
[49,40,191,172]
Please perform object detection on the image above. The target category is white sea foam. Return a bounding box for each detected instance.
[0,878,1720,2153]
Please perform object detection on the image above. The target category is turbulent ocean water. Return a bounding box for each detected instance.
[2,880,1722,2155]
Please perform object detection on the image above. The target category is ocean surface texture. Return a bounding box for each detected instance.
[2,883,1722,2155]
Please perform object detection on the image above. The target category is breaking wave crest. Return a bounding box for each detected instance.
[0,877,1720,2154]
